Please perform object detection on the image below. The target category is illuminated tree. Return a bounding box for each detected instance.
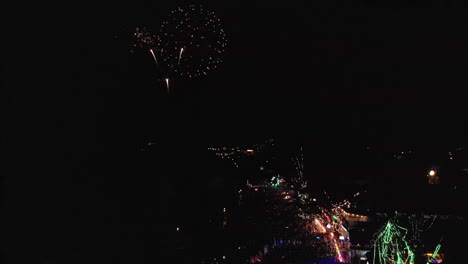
[373,219,415,264]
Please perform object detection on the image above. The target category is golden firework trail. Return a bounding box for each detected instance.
[149,49,158,65]
[178,47,184,65]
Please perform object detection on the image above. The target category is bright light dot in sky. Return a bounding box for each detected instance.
[429,170,436,176]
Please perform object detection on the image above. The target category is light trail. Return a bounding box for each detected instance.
[178,47,184,65]
[149,49,158,65]
[314,218,327,233]
[165,78,169,92]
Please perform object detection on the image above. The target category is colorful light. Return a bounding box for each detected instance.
[156,4,227,79]
[314,219,327,233]
[373,220,415,264]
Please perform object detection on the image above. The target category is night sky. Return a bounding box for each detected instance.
[7,2,468,139]
[5,1,468,263]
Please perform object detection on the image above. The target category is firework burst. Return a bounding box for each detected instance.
[156,4,227,78]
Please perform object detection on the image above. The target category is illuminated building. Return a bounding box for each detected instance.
[342,210,369,228]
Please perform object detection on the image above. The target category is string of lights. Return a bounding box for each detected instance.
[373,219,415,264]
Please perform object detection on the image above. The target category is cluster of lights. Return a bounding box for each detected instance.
[306,205,354,262]
[388,145,468,168]
[131,4,226,94]
[270,168,356,261]
[270,175,284,188]
[208,145,262,168]
[156,4,227,79]
[393,150,414,160]
[334,198,352,209]
[133,26,157,49]
[208,146,241,167]
[341,209,368,220]
[236,140,360,263]
[314,218,327,233]
[373,220,415,264]
[332,236,344,263]
[311,212,348,262]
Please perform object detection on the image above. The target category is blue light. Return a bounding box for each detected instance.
[316,236,320,239]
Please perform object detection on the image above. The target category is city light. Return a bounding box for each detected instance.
[113,4,460,263]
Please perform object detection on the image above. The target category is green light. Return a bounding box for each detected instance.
[427,244,441,264]
[260,166,264,171]
[270,176,280,188]
[373,220,414,264]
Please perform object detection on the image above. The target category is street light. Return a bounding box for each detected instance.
[428,168,440,184]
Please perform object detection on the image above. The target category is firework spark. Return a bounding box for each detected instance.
[134,27,157,48]
[165,78,170,92]
[178,47,184,65]
[149,49,158,65]
[156,4,227,78]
